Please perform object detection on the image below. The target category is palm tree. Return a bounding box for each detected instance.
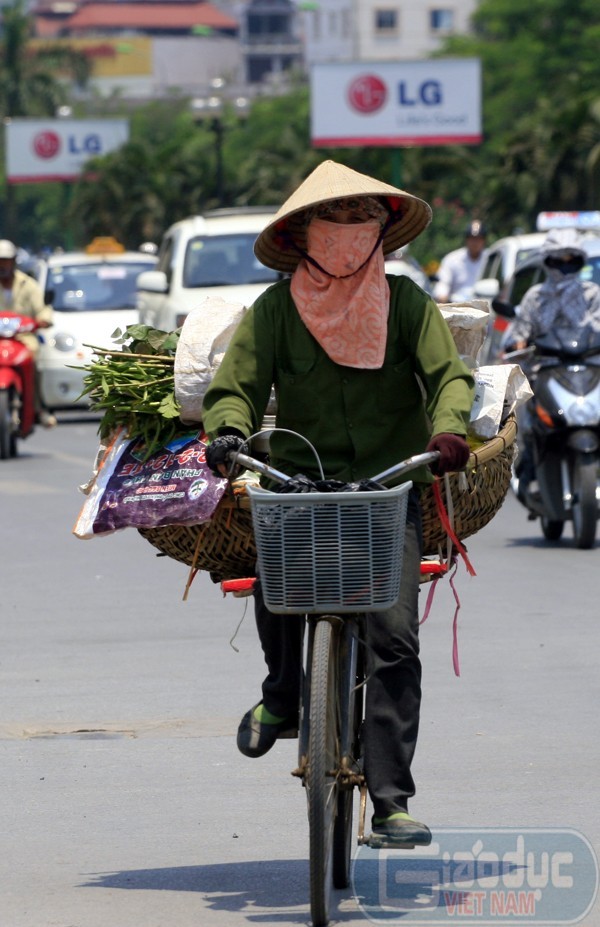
[489,96,600,231]
[72,141,167,248]
[0,0,90,117]
[0,0,91,238]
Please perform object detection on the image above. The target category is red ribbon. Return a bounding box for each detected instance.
[432,480,476,577]
[419,478,478,676]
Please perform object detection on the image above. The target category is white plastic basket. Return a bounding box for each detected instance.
[246,482,411,614]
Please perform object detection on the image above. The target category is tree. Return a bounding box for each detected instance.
[439,0,600,232]
[0,0,90,117]
[60,86,510,258]
[486,97,600,230]
[70,104,216,248]
[6,0,600,253]
[0,0,91,240]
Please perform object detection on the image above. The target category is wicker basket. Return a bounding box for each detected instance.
[138,493,257,582]
[138,415,517,581]
[420,414,517,556]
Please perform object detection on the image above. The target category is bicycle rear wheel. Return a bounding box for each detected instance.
[307,618,339,927]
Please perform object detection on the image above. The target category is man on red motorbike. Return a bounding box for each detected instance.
[0,239,56,427]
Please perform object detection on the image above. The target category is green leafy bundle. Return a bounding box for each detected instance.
[79,324,189,457]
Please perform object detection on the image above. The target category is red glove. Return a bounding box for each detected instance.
[426,433,470,476]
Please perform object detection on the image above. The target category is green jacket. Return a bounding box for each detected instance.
[202,275,475,487]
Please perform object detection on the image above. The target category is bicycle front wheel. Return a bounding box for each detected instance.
[307,618,339,927]
[332,619,363,889]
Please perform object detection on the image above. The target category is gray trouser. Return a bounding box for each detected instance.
[254,489,423,820]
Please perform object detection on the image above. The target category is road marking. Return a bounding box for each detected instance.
[0,718,239,740]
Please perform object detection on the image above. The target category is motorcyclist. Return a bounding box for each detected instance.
[202,160,474,848]
[505,227,600,498]
[433,220,487,303]
[0,239,56,427]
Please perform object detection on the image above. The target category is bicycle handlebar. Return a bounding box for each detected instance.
[370,451,440,485]
[227,448,440,487]
[230,450,292,485]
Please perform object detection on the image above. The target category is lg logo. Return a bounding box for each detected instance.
[32,130,105,160]
[347,74,444,112]
[33,131,61,159]
[347,75,387,113]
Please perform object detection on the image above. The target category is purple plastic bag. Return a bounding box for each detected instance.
[74,430,228,537]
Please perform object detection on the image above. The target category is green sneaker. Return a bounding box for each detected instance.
[236,702,298,758]
[369,812,432,849]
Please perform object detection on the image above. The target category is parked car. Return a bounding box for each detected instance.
[136,208,281,332]
[37,240,157,409]
[473,232,547,303]
[384,247,432,293]
[472,232,547,361]
[485,235,600,361]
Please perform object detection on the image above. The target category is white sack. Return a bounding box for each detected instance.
[438,299,490,365]
[470,364,533,439]
[174,296,246,424]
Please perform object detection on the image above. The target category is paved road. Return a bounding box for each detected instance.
[1,417,599,926]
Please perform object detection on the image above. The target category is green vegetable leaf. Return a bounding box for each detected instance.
[157,392,181,419]
[123,324,153,343]
[160,331,181,353]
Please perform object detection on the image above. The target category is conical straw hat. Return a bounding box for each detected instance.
[254,160,432,273]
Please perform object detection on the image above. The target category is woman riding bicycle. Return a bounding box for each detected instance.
[203,160,474,847]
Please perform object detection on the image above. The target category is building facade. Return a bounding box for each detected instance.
[25,0,479,100]
[239,0,304,83]
[298,0,478,65]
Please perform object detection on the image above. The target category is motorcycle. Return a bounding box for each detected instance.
[509,326,600,548]
[0,311,38,459]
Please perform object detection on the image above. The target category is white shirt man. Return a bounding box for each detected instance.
[433,220,487,302]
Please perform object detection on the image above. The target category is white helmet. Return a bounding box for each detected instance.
[542,227,585,260]
[0,239,17,259]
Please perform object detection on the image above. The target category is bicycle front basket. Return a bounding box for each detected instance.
[246,482,411,614]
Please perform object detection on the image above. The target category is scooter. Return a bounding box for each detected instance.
[0,311,38,459]
[510,326,600,548]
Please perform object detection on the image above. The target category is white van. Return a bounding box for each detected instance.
[473,232,547,302]
[136,207,281,332]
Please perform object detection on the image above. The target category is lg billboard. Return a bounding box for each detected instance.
[310,59,481,148]
[5,118,129,183]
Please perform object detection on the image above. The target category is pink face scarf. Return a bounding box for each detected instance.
[290,217,390,369]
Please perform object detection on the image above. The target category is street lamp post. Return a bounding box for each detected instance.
[191,95,226,205]
[56,105,75,249]
[191,83,250,208]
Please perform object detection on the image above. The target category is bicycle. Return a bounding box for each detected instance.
[221,445,440,927]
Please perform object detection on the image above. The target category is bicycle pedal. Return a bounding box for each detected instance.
[366,833,416,850]
[277,727,299,740]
